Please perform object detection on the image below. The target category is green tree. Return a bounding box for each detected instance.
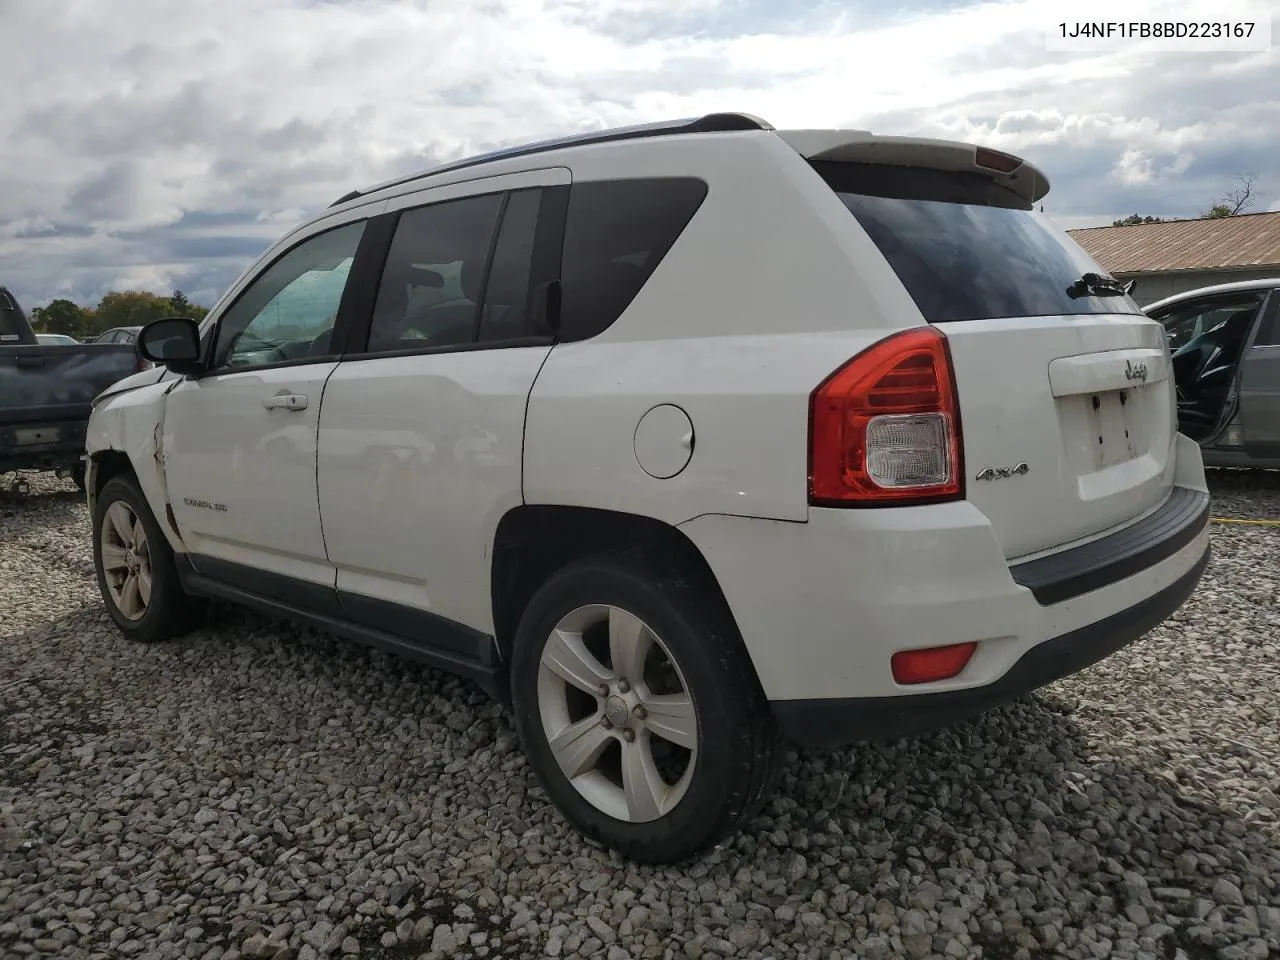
[1111,214,1165,226]
[25,289,211,338]
[30,298,90,337]
[93,290,175,334]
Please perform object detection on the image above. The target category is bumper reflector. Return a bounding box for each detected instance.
[891,641,978,685]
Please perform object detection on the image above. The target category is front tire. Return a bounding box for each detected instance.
[510,555,781,864]
[92,474,205,643]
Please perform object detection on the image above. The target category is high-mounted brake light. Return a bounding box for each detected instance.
[808,326,964,506]
[974,146,1022,174]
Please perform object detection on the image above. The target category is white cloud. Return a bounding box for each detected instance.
[0,0,1276,307]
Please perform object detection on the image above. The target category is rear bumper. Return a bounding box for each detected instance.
[1008,485,1208,605]
[772,543,1208,748]
[0,419,89,473]
[677,435,1212,745]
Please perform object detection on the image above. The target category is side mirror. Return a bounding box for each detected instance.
[138,317,203,374]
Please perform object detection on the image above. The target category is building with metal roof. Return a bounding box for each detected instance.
[1068,210,1280,306]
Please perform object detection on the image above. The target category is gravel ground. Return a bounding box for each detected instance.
[2,470,1278,960]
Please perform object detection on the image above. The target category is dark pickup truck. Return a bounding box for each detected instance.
[1,287,142,490]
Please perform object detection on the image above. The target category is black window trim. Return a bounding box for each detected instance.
[470,191,512,342]
[529,183,570,337]
[1247,288,1280,348]
[189,217,375,379]
[342,183,569,361]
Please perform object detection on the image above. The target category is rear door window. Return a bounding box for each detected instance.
[558,177,708,341]
[366,194,505,352]
[815,162,1144,325]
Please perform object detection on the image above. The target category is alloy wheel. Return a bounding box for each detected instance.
[536,603,699,823]
[99,500,152,621]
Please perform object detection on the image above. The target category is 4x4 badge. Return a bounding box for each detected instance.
[975,462,1030,481]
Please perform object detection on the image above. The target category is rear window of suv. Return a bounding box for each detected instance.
[814,161,1144,324]
[0,290,27,343]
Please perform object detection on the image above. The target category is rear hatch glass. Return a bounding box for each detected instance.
[816,160,1175,561]
[815,161,1145,324]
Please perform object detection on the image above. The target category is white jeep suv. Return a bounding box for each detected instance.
[85,113,1211,864]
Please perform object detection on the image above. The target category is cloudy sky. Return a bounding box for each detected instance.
[1,0,1277,311]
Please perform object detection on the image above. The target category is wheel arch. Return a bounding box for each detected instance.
[88,440,189,555]
[489,505,761,686]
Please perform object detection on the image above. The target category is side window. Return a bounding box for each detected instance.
[1156,293,1264,352]
[1254,291,1280,346]
[478,189,541,342]
[558,178,708,341]
[367,194,504,352]
[212,220,365,370]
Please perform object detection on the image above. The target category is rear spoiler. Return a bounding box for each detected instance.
[776,130,1050,206]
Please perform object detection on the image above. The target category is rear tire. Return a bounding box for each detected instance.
[92,474,206,643]
[510,553,781,864]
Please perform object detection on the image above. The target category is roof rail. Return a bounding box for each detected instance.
[328,112,773,208]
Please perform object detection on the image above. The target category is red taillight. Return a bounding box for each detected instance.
[974,146,1022,174]
[891,642,977,685]
[808,326,963,506]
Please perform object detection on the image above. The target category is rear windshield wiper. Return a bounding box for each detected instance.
[1066,272,1134,299]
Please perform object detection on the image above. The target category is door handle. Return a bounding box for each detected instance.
[263,393,308,411]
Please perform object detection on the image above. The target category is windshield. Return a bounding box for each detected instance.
[815,161,1144,325]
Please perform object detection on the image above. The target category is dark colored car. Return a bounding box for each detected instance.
[92,325,144,345]
[1,289,143,489]
[1147,277,1280,468]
